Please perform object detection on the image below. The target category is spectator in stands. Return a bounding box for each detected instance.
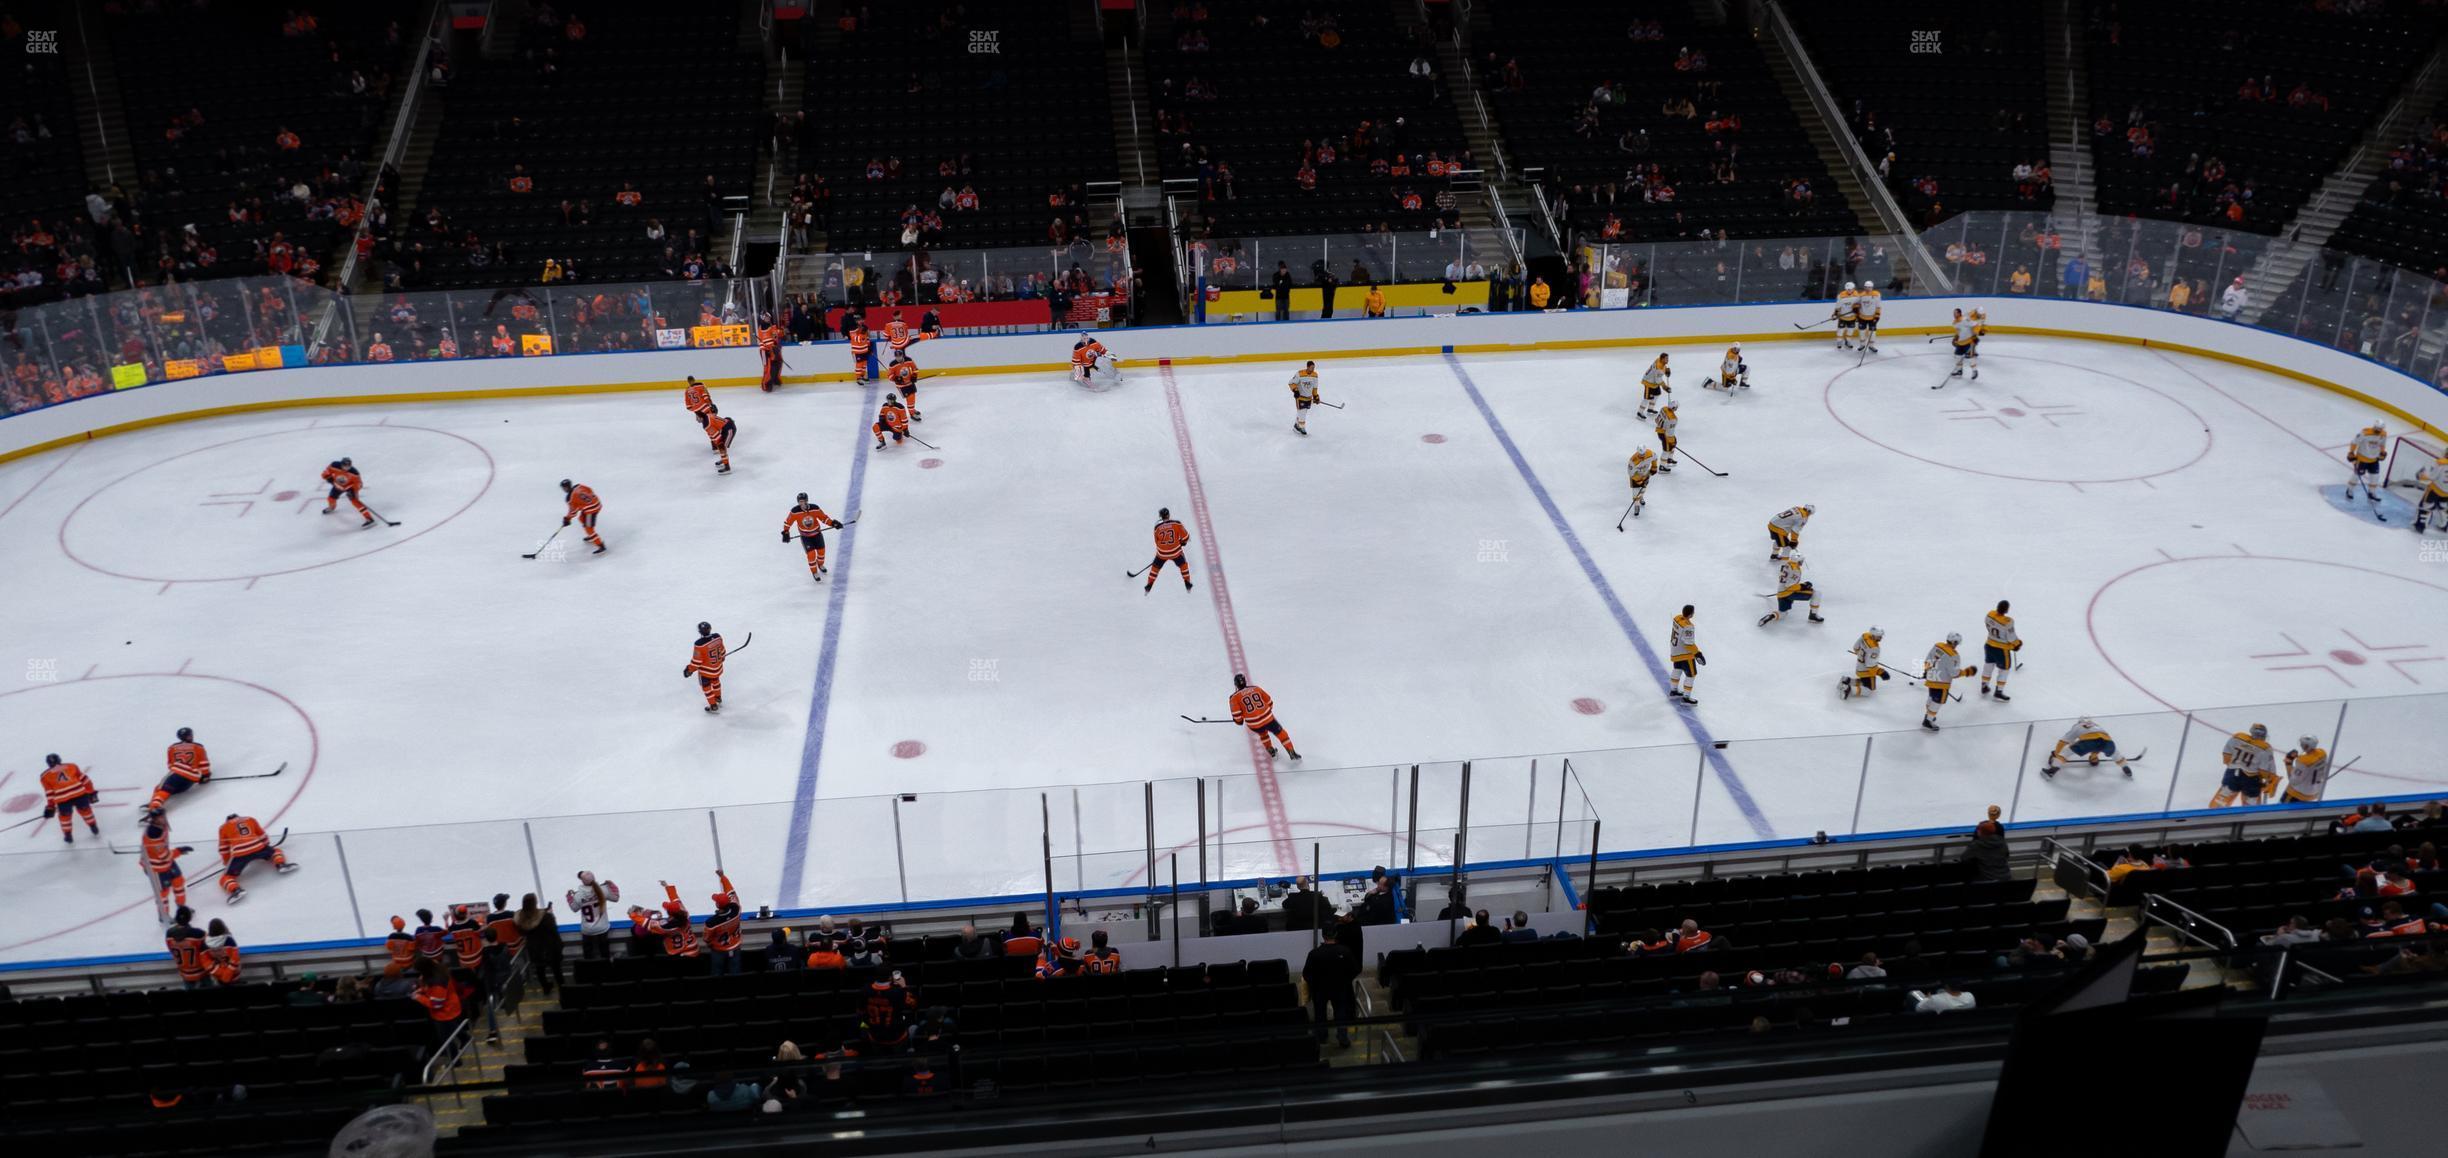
[1528,276,1552,309]
[202,918,241,986]
[2263,916,2322,947]
[1271,262,1294,321]
[2106,845,2154,884]
[412,957,463,1042]
[1502,911,1539,944]
[1302,926,1359,1048]
[1283,878,1330,931]
[1669,919,1715,952]
[1847,953,1887,980]
[704,1071,758,1113]
[2220,277,2248,321]
[2009,265,2033,294]
[1455,910,1502,947]
[515,894,561,994]
[954,923,994,959]
[1911,980,1976,1014]
[2167,279,2192,313]
[1230,896,1268,935]
[2339,803,2395,833]
[1364,284,1387,318]
[1002,913,1043,958]
[1963,807,2011,882]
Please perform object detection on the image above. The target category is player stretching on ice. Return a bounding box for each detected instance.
[683,375,714,427]
[873,396,911,449]
[1289,361,1323,435]
[1758,555,1823,626]
[1072,334,1112,383]
[141,806,192,918]
[1654,401,1680,472]
[703,406,737,474]
[2344,423,2389,514]
[322,458,375,527]
[148,726,212,811]
[1669,605,1703,704]
[684,621,728,714]
[1638,353,1671,419]
[1143,507,1193,593]
[783,493,843,580]
[2041,718,2124,779]
[1708,344,1749,392]
[2281,736,2333,803]
[561,479,607,553]
[1840,626,1886,699]
[2208,723,2277,807]
[217,811,295,903]
[1767,504,1813,561]
[1229,674,1301,760]
[1980,600,2019,701]
[1920,633,1974,731]
[1626,447,1658,518]
[39,754,100,844]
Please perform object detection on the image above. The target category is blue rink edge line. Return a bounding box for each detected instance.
[778,376,885,908]
[1440,353,1774,838]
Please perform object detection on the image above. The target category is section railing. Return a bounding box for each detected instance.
[1184,229,1504,292]
[1576,232,1906,308]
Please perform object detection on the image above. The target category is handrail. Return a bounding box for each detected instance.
[2295,42,2446,238]
[314,0,445,353]
[1760,0,1950,293]
[2038,835,2111,884]
[2140,892,2238,952]
[70,1,113,185]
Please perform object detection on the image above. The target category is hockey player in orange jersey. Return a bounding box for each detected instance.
[1142,507,1193,593]
[321,457,375,526]
[141,805,192,917]
[703,407,738,474]
[758,321,786,391]
[683,375,715,426]
[683,621,728,713]
[886,350,924,421]
[873,396,911,449]
[560,479,607,553]
[782,493,844,580]
[847,318,875,382]
[39,754,101,843]
[216,812,295,903]
[1228,675,1301,760]
[149,726,213,810]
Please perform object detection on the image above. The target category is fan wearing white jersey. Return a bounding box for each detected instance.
[1710,343,1749,392]
[1979,600,2020,702]
[1627,447,1658,518]
[1833,282,1861,349]
[2282,737,2333,803]
[1946,308,1984,381]
[1840,626,1887,699]
[1668,604,1703,705]
[2041,718,2120,779]
[1757,555,1823,626]
[2208,723,2278,807]
[1920,633,1975,731]
[1854,285,1882,351]
[2415,452,2448,534]
[2345,423,2388,508]
[1638,353,1672,419]
[1767,504,1814,561]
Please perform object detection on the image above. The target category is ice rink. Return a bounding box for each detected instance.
[3,324,2446,965]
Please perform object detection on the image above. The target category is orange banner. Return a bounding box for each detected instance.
[690,323,752,348]
[164,359,204,380]
[221,351,257,372]
[520,333,555,357]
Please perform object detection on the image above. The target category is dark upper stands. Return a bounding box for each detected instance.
[2082,0,2441,234]
[2331,97,2448,276]
[1483,1,1859,243]
[798,1,1116,253]
[400,5,759,290]
[1150,1,1471,239]
[0,982,430,1157]
[1788,2,2052,225]
[1,2,103,307]
[101,3,404,286]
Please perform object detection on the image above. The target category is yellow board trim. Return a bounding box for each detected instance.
[4,322,2442,467]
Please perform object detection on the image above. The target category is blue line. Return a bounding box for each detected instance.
[1440,353,1773,837]
[778,376,884,907]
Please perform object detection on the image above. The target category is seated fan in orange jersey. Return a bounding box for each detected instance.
[1228,674,1301,760]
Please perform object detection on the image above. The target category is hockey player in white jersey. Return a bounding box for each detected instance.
[2414,451,2448,534]
[1709,343,1749,392]
[1638,353,1672,419]
[1854,284,1882,352]
[1979,600,2020,702]
[1920,633,1975,731]
[1668,605,1702,705]
[1757,555,1823,626]
[1833,282,1860,349]
[1626,447,1659,519]
[2281,736,2334,803]
[1767,504,1814,561]
[2344,423,2388,513]
[1840,626,1886,699]
[2041,718,2125,779]
[2208,723,2277,807]
[1942,308,1983,384]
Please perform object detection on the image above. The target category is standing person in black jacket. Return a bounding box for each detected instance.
[1302,934,1359,1047]
[1314,262,1339,319]
[1272,262,1294,321]
[1962,806,2012,882]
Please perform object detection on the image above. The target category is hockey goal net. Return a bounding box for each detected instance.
[2383,433,2447,492]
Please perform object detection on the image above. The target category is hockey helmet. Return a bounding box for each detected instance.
[2078,716,2098,731]
[1945,632,1963,646]
[176,726,193,741]
[696,620,713,636]
[2299,735,2319,752]
[2250,723,2269,739]
[1867,626,1884,640]
[1843,281,1857,292]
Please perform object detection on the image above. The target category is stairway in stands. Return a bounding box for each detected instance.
[2040,0,2109,289]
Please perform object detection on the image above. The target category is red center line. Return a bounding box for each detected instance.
[1158,361,1298,876]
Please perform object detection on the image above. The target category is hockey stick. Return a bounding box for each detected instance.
[1179,715,1237,724]
[726,632,756,657]
[1792,317,1837,330]
[1311,400,1346,409]
[522,526,566,559]
[903,433,939,450]
[1676,447,1729,477]
[211,762,289,783]
[359,503,401,528]
[3,814,45,835]
[1616,498,1639,531]
[1128,563,1155,578]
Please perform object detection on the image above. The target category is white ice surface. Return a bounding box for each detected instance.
[1,331,2443,965]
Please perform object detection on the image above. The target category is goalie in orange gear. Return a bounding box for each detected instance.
[1071,334,1110,382]
[321,458,375,527]
[782,493,843,580]
[684,621,728,713]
